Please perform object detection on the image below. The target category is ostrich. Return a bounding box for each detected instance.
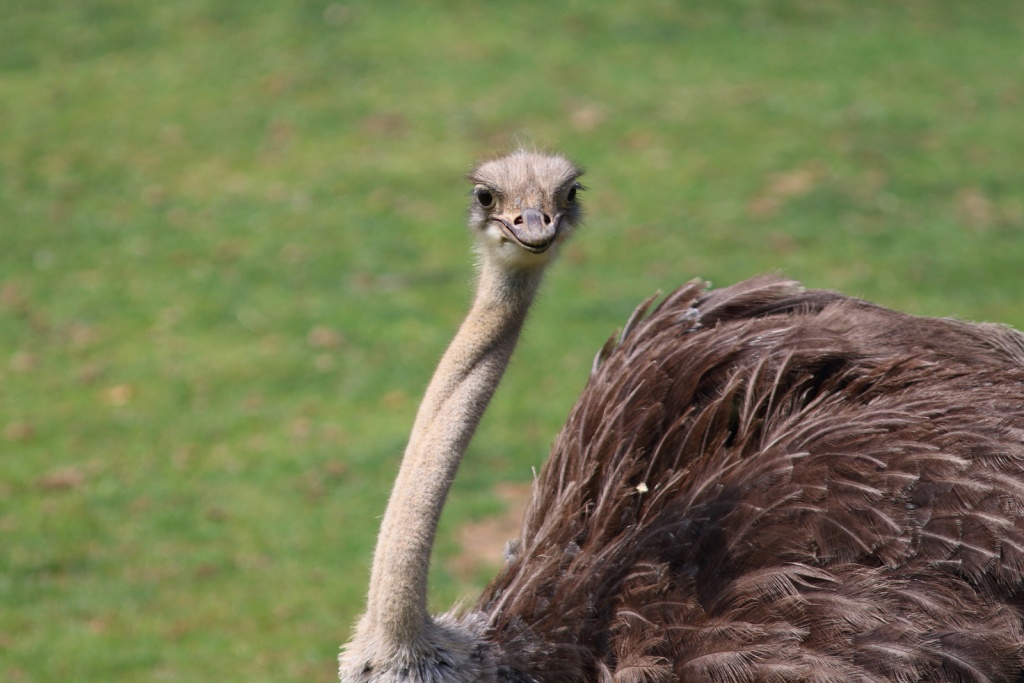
[339,149,1024,682]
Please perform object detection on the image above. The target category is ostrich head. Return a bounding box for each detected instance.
[467,149,584,271]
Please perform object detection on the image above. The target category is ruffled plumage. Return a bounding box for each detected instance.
[462,275,1024,681]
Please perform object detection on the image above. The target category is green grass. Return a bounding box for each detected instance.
[2,1,1023,680]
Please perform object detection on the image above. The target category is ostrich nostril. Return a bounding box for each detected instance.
[514,212,552,226]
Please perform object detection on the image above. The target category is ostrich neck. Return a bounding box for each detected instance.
[363,256,544,651]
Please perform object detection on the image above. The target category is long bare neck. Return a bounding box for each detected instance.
[362,254,545,652]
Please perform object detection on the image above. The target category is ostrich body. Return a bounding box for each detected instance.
[340,151,1024,682]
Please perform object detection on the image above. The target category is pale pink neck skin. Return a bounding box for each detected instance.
[339,150,582,682]
[360,255,545,653]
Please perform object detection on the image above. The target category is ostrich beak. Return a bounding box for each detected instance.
[495,208,561,253]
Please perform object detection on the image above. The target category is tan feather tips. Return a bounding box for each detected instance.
[467,150,584,265]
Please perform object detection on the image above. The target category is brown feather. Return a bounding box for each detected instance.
[463,275,1024,681]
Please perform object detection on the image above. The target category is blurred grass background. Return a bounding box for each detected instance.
[1,1,1022,681]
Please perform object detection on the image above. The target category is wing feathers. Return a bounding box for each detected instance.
[463,276,1024,681]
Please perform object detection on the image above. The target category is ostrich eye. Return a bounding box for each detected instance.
[476,189,495,209]
[566,186,577,203]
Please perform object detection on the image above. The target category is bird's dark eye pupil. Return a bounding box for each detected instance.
[567,186,577,202]
[477,190,494,208]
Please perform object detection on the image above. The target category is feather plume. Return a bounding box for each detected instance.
[450,276,1024,681]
